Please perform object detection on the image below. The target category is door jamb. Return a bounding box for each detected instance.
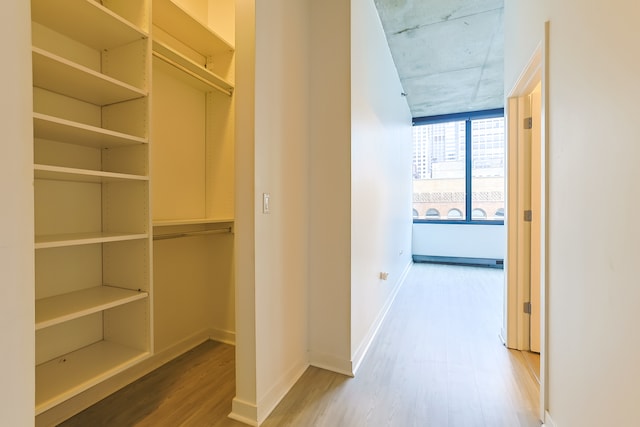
[503,22,550,423]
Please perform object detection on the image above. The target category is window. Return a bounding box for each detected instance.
[412,109,504,224]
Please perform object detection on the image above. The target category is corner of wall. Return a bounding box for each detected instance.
[229,398,258,427]
[233,0,258,416]
[543,411,557,427]
[309,352,355,378]
[255,358,309,424]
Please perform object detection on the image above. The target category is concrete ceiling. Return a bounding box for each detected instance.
[373,0,504,118]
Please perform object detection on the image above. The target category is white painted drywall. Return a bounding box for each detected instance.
[232,0,258,421]
[506,1,640,425]
[308,0,353,374]
[0,2,34,425]
[350,0,413,365]
[236,0,412,420]
[252,0,311,421]
[503,1,549,96]
[412,223,505,260]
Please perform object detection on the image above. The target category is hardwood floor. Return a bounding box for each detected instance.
[59,340,236,427]
[521,351,541,385]
[60,263,540,426]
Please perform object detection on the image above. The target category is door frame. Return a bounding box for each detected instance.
[503,22,550,423]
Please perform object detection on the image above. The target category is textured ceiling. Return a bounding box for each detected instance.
[373,0,504,118]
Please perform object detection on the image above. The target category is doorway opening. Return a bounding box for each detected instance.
[504,22,549,424]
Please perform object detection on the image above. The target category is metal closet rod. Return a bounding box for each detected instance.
[152,50,232,96]
[153,227,233,241]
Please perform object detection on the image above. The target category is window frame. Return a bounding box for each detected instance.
[412,108,505,225]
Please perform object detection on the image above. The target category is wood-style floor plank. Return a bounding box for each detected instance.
[58,340,236,427]
[522,351,541,385]
[60,263,540,426]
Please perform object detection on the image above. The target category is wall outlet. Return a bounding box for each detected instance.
[379,272,389,280]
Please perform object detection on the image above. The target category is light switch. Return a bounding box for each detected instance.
[263,193,270,214]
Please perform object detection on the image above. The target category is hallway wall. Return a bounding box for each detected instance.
[234,0,311,422]
[233,0,257,421]
[505,1,640,425]
[307,0,413,375]
[253,0,311,419]
[350,0,413,367]
[307,0,353,373]
[239,0,412,420]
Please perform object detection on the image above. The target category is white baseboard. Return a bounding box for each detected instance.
[308,351,354,377]
[153,329,212,365]
[543,410,556,427]
[309,261,413,378]
[499,328,507,346]
[229,357,309,426]
[256,357,308,424]
[209,327,236,345]
[229,398,258,426]
[351,260,411,375]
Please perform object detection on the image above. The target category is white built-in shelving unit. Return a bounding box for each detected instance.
[153,218,234,227]
[148,0,237,364]
[31,0,152,415]
[34,113,148,148]
[153,0,233,55]
[36,286,149,331]
[30,0,237,421]
[152,0,234,92]
[32,47,147,105]
[151,0,235,229]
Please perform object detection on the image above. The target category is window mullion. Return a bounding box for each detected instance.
[465,118,472,222]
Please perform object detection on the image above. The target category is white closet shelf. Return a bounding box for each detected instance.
[153,0,234,56]
[153,218,234,227]
[33,47,147,106]
[34,113,147,148]
[35,232,148,250]
[36,286,148,331]
[35,164,148,183]
[153,41,234,94]
[31,0,147,51]
[36,341,149,415]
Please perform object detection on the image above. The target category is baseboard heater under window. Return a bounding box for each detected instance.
[413,255,504,269]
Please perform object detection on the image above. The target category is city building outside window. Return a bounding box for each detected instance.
[412,109,505,224]
[447,208,463,219]
[472,208,487,219]
[425,208,440,219]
